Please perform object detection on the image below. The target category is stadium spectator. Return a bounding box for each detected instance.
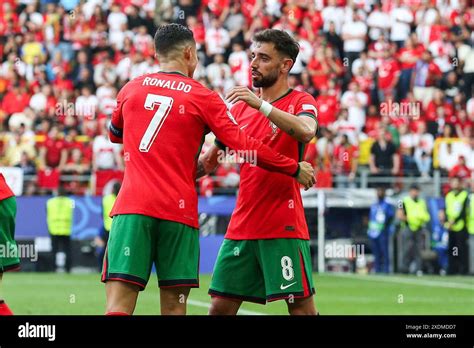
[448,155,471,179]
[38,125,67,170]
[399,123,418,176]
[92,124,123,172]
[333,134,358,188]
[330,108,358,146]
[389,0,413,48]
[413,122,434,179]
[205,54,233,91]
[412,50,442,107]
[205,18,230,62]
[369,126,400,183]
[341,81,368,132]
[341,12,367,73]
[15,151,36,176]
[93,55,118,87]
[439,142,461,174]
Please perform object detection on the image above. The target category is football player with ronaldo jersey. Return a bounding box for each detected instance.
[199,30,319,315]
[102,24,315,316]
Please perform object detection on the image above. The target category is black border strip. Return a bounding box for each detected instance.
[159,279,199,288]
[1,263,21,273]
[103,272,147,290]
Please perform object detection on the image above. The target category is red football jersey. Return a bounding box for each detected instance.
[225,89,318,240]
[109,71,299,228]
[0,173,14,201]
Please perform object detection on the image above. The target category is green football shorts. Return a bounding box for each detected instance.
[101,214,199,290]
[0,196,20,273]
[209,238,315,304]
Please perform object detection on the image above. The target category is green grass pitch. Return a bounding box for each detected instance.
[2,273,473,315]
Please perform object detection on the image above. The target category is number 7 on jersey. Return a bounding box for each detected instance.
[139,94,174,152]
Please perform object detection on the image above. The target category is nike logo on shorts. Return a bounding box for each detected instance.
[280,282,297,290]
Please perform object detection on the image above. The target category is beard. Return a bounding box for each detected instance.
[252,69,279,88]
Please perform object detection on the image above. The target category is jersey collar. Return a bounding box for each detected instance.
[158,70,188,77]
[270,88,293,104]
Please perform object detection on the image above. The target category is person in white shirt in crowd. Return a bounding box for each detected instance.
[390,0,413,48]
[352,50,376,76]
[93,56,118,87]
[1,53,26,78]
[463,137,474,171]
[290,32,314,76]
[330,108,359,146]
[429,31,456,73]
[129,52,148,80]
[321,0,345,34]
[413,122,434,179]
[19,3,43,28]
[75,85,98,119]
[341,81,368,132]
[92,124,123,171]
[29,85,52,113]
[205,54,233,91]
[133,25,154,54]
[227,42,250,87]
[341,12,368,71]
[98,87,117,117]
[107,3,129,50]
[366,3,390,41]
[438,142,462,173]
[116,53,132,84]
[205,18,230,60]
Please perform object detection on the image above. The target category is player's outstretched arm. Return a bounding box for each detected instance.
[201,94,315,188]
[226,86,318,143]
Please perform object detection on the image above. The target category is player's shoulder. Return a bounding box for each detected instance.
[289,89,316,104]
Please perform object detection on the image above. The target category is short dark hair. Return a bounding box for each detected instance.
[253,29,299,64]
[154,23,195,57]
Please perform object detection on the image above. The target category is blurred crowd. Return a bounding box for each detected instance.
[0,0,473,195]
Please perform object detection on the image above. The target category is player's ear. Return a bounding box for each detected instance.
[281,58,293,74]
[183,45,192,61]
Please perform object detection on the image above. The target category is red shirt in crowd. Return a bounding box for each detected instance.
[42,137,66,168]
[333,144,359,175]
[378,58,400,90]
[424,100,454,122]
[1,90,30,115]
[316,94,338,127]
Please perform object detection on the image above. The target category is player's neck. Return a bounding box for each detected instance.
[159,62,190,78]
[260,78,291,103]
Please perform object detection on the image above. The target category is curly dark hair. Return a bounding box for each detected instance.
[253,29,300,64]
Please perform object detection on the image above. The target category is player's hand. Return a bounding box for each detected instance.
[225,86,262,109]
[296,161,316,190]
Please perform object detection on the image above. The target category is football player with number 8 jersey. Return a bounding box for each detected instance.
[102,24,316,315]
[199,29,320,315]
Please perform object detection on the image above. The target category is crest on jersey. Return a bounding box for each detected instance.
[269,120,278,134]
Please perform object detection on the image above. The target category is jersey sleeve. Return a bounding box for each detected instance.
[294,93,318,121]
[201,93,299,177]
[109,86,126,144]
